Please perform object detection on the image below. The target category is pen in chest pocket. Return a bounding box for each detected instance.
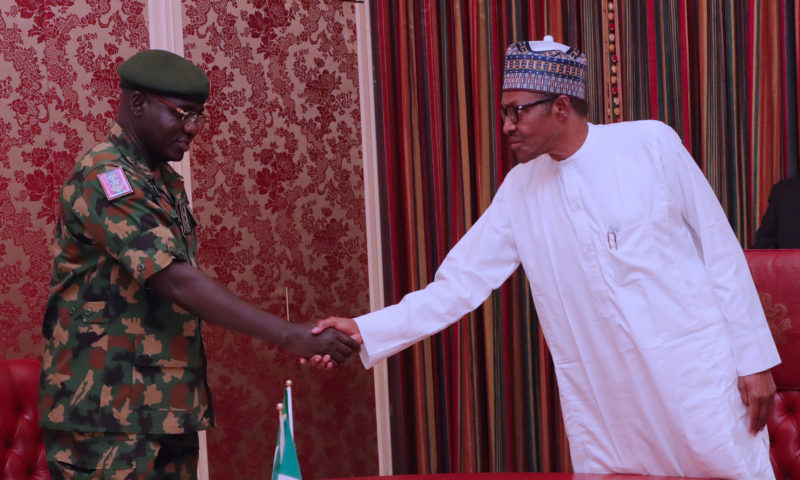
[607,226,619,250]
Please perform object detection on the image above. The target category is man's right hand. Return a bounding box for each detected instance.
[286,321,359,365]
[300,317,363,370]
[312,316,362,343]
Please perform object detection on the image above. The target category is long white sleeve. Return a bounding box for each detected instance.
[355,180,522,368]
[657,123,779,375]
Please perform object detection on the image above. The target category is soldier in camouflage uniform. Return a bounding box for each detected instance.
[40,50,358,480]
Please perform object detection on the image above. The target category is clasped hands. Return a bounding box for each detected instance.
[296,316,362,369]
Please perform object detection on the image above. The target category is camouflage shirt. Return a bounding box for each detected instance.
[40,123,214,434]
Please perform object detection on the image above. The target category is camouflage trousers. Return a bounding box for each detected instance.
[43,429,199,480]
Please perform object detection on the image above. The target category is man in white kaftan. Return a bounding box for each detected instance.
[311,37,780,479]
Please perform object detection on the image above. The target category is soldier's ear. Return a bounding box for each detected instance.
[126,90,148,118]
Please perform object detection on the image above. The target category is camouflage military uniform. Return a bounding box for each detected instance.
[44,429,198,479]
[40,123,214,471]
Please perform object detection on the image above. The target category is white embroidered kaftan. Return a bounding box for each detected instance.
[355,120,780,479]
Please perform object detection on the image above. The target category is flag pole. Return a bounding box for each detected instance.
[285,379,293,435]
[272,402,284,480]
[276,402,284,457]
[272,384,302,480]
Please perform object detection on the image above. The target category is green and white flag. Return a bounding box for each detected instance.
[272,382,301,480]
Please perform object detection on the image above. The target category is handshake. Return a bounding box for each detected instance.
[284,316,362,369]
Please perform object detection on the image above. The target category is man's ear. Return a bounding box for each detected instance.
[127,90,148,117]
[553,95,571,120]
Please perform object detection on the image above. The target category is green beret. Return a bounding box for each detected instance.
[117,49,210,103]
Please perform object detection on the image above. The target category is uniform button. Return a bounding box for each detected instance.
[69,307,76,314]
[84,308,93,315]
[137,264,145,272]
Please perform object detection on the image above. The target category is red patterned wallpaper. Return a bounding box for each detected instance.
[0,1,148,358]
[182,1,376,479]
[0,1,377,479]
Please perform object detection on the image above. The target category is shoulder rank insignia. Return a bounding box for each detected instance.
[97,168,134,200]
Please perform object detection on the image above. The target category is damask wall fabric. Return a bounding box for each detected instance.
[0,0,149,358]
[0,1,376,479]
[182,2,376,479]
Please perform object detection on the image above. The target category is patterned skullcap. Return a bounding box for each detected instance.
[502,36,586,99]
[117,49,210,103]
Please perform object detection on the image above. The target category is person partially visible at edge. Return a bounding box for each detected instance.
[39,49,358,480]
[308,37,780,479]
[753,175,800,248]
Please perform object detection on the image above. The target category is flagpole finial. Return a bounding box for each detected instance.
[276,402,284,412]
[285,379,292,387]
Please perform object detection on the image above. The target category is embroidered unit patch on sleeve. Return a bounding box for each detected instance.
[98,168,134,200]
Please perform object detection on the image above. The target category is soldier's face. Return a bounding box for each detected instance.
[140,94,204,164]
